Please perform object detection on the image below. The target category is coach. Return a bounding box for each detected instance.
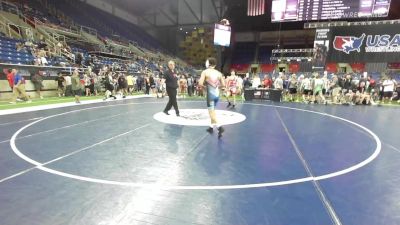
[163,60,180,116]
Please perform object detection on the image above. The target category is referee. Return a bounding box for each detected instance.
[163,60,180,116]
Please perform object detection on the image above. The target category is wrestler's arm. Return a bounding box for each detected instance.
[198,71,206,87]
[220,73,226,89]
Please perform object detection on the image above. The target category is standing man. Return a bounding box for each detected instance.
[163,60,180,116]
[126,73,134,94]
[71,69,82,104]
[6,68,14,91]
[187,74,194,97]
[64,74,72,96]
[9,69,31,104]
[55,72,65,97]
[31,71,44,99]
[198,57,226,138]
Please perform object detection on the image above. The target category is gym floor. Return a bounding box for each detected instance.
[0,98,399,225]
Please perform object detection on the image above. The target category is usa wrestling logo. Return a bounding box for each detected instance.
[333,34,366,54]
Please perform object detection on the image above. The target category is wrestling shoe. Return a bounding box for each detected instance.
[218,126,224,139]
[206,127,214,134]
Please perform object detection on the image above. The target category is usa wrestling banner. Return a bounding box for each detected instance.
[327,24,400,63]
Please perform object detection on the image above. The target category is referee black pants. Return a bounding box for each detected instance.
[164,87,179,115]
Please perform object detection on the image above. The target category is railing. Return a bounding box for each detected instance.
[80,25,97,37]
[51,32,66,44]
[0,14,33,39]
[0,0,19,15]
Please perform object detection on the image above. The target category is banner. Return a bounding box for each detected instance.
[289,63,300,73]
[328,24,400,63]
[260,64,276,73]
[325,63,338,73]
[312,28,331,71]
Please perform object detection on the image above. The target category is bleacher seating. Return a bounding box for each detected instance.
[0,0,192,72]
[0,36,34,64]
[47,0,164,52]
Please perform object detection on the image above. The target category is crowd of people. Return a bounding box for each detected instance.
[247,72,400,105]
[51,64,195,103]
[5,63,400,107]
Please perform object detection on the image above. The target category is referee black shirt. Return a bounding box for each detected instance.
[164,69,178,89]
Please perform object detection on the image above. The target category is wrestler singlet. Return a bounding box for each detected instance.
[206,71,221,109]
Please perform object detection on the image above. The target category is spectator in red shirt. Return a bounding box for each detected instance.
[6,69,14,89]
[263,75,272,88]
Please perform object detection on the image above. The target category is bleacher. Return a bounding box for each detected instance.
[0,36,34,64]
[0,0,192,74]
[47,0,164,52]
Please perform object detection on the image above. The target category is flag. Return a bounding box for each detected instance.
[247,0,265,16]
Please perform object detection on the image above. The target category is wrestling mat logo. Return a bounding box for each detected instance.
[153,109,246,126]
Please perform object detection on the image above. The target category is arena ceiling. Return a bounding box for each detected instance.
[103,0,227,28]
[103,0,400,32]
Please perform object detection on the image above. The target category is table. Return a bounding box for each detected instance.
[244,88,282,102]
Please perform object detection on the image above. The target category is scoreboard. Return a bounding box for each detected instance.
[271,0,391,22]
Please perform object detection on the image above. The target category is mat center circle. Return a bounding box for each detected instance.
[153,109,246,126]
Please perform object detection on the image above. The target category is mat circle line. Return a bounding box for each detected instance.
[9,101,382,190]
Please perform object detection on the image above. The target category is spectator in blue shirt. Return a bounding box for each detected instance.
[10,69,31,104]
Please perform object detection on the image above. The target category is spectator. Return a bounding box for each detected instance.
[117,73,128,97]
[75,52,83,65]
[322,73,330,96]
[103,71,116,100]
[9,69,31,104]
[382,76,396,103]
[71,69,82,103]
[187,75,194,97]
[288,74,297,102]
[274,74,284,90]
[83,73,91,96]
[92,72,101,96]
[132,75,138,92]
[312,73,326,104]
[55,73,65,97]
[31,71,44,99]
[263,75,272,89]
[330,75,341,104]
[6,68,14,91]
[301,76,312,102]
[149,74,156,95]
[126,74,134,94]
[252,75,261,88]
[179,75,187,98]
[342,74,352,93]
[64,74,72,96]
[144,75,150,95]
[136,75,143,92]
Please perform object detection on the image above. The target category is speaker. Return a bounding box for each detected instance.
[269,89,282,102]
[244,89,255,101]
